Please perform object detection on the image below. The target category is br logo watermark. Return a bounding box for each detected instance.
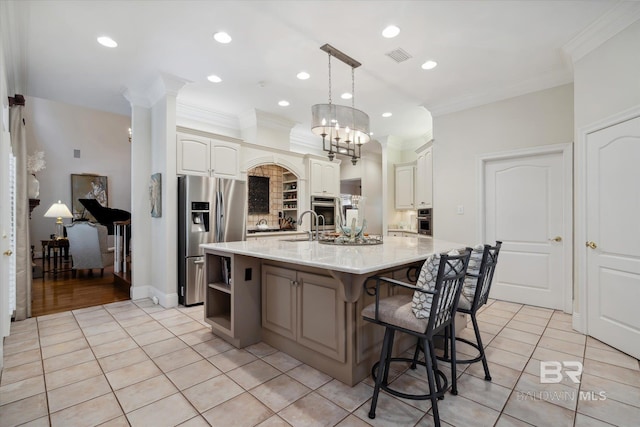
[523,361,608,402]
[540,361,582,384]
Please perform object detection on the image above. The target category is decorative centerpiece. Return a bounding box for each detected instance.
[319,196,383,245]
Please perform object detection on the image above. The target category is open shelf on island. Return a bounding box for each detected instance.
[203,251,262,348]
[208,314,231,332]
[208,282,231,294]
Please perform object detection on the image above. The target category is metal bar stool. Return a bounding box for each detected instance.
[361,249,471,427]
[439,242,502,381]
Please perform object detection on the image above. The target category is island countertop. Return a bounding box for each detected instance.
[201,236,464,275]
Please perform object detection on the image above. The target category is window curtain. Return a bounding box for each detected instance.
[9,104,31,320]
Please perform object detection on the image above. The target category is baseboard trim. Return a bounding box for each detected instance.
[130,285,178,308]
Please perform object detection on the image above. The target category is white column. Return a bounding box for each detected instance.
[125,74,188,307]
[122,90,152,299]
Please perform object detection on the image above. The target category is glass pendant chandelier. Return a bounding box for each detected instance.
[311,44,370,165]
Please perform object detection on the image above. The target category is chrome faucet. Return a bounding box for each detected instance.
[298,210,319,241]
[317,215,326,239]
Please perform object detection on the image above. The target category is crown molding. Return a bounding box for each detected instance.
[176,102,239,131]
[238,108,296,132]
[122,89,152,108]
[143,73,190,107]
[562,2,640,65]
[426,69,572,117]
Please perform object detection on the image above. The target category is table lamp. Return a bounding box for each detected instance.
[44,200,73,239]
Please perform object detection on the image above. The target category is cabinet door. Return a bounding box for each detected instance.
[262,265,297,340]
[177,134,210,176]
[296,271,346,362]
[310,160,324,195]
[395,165,415,209]
[211,140,240,179]
[415,148,433,208]
[310,159,339,196]
[321,162,338,196]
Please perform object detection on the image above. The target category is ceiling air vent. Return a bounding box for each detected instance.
[385,48,412,63]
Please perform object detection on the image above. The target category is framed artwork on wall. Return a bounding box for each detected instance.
[71,174,108,220]
[150,172,162,218]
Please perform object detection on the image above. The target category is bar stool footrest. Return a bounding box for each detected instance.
[436,336,484,364]
[372,357,449,401]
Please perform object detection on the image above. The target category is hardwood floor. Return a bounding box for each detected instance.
[31,264,130,317]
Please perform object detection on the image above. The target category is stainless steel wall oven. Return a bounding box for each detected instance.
[417,208,432,236]
[311,196,336,230]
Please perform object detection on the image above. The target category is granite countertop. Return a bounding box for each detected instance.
[201,236,464,275]
[246,229,305,237]
[388,228,418,234]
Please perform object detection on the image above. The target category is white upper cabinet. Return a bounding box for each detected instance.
[177,132,240,179]
[210,140,240,179]
[309,158,340,197]
[395,163,415,210]
[177,134,209,176]
[415,146,433,208]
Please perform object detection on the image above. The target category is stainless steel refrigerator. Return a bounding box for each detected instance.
[178,175,246,306]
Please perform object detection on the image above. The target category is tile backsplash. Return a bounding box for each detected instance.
[247,164,295,230]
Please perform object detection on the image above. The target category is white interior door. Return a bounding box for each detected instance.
[483,147,571,310]
[586,116,640,359]
[1,132,14,347]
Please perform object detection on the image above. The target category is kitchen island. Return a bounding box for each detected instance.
[201,236,465,385]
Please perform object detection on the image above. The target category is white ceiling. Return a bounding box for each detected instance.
[4,0,625,143]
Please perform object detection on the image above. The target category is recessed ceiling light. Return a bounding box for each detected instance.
[297,71,310,80]
[278,100,290,107]
[341,93,352,100]
[207,74,222,83]
[213,32,232,44]
[97,36,117,48]
[421,60,438,70]
[382,112,392,118]
[369,132,374,136]
[382,25,400,38]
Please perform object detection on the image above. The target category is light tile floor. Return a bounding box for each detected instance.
[1,299,639,427]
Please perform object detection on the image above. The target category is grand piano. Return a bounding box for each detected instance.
[78,198,131,235]
[78,199,131,270]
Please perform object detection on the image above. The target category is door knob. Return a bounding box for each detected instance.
[3,250,12,256]
[549,236,562,242]
[586,241,597,249]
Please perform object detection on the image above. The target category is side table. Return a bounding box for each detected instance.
[41,239,70,279]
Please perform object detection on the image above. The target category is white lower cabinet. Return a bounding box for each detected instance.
[262,264,346,362]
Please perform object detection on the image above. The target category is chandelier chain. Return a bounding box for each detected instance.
[351,67,355,109]
[328,52,332,105]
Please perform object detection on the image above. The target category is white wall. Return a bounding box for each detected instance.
[432,84,574,244]
[24,97,131,249]
[362,153,383,234]
[574,21,640,131]
[340,144,383,234]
